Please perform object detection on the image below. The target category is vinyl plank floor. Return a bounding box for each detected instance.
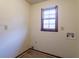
[18,49,56,58]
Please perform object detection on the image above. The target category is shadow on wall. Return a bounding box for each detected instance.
[0,27,29,57]
[0,0,31,58]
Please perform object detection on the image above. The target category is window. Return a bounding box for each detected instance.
[41,6,58,32]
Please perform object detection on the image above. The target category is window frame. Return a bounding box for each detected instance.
[41,6,58,32]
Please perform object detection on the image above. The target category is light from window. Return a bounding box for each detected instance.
[41,6,58,32]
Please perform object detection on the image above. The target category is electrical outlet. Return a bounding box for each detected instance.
[5,25,8,30]
[35,41,37,44]
[61,26,64,31]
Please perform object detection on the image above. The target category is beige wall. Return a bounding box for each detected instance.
[0,0,79,58]
[0,0,31,58]
[30,0,78,57]
[76,0,79,57]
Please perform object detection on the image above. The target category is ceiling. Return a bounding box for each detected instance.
[26,0,47,4]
